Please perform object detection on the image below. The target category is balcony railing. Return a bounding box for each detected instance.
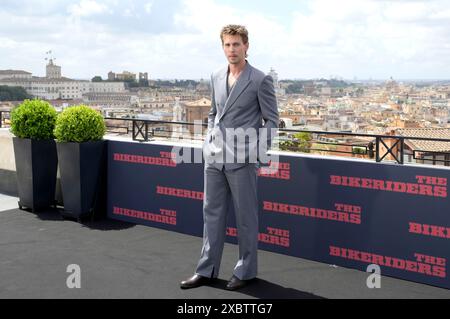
[104,117,450,167]
[2,112,449,166]
[104,117,207,142]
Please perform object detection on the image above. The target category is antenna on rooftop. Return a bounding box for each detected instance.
[45,50,55,63]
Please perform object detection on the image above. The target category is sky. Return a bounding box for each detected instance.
[1,0,450,80]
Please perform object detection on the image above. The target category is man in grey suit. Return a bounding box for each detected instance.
[180,24,279,291]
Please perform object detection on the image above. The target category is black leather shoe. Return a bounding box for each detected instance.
[180,274,211,289]
[225,275,250,291]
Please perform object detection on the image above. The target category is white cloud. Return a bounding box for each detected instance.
[144,1,153,14]
[383,2,429,22]
[1,0,450,79]
[0,37,17,49]
[68,0,109,17]
[283,0,450,78]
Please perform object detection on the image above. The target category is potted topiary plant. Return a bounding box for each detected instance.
[54,105,106,221]
[10,99,58,212]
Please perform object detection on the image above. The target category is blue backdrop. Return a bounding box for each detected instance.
[107,140,450,289]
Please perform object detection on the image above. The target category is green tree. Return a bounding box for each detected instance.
[91,76,103,82]
[0,86,33,101]
[279,132,312,153]
[352,147,366,155]
[138,79,149,87]
[286,82,304,94]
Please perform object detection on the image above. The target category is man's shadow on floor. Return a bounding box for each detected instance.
[209,278,325,299]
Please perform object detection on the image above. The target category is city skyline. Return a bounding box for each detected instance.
[1,0,450,80]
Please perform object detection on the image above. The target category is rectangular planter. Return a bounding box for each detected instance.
[57,140,106,219]
[13,137,58,212]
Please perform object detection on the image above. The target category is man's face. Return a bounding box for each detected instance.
[222,34,249,65]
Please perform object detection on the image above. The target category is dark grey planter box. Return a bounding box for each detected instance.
[13,137,58,212]
[56,140,106,220]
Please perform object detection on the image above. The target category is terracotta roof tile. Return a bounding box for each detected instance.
[397,128,450,152]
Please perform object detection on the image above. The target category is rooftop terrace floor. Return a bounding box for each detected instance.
[1,193,449,299]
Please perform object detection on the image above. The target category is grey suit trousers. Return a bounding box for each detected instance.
[195,163,259,280]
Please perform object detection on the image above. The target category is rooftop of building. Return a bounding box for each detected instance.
[0,76,88,83]
[183,97,211,107]
[0,70,32,75]
[397,128,450,152]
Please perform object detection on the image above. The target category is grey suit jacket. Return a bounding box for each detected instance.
[203,61,279,170]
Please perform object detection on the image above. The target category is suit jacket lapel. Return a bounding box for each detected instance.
[220,62,252,120]
[217,68,228,116]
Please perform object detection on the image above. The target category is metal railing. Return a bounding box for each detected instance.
[279,127,450,165]
[104,117,207,142]
[105,117,450,166]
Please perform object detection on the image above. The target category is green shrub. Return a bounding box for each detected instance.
[352,147,367,155]
[10,99,57,139]
[279,132,312,153]
[54,105,106,143]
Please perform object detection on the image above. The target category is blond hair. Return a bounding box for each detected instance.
[220,24,249,44]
